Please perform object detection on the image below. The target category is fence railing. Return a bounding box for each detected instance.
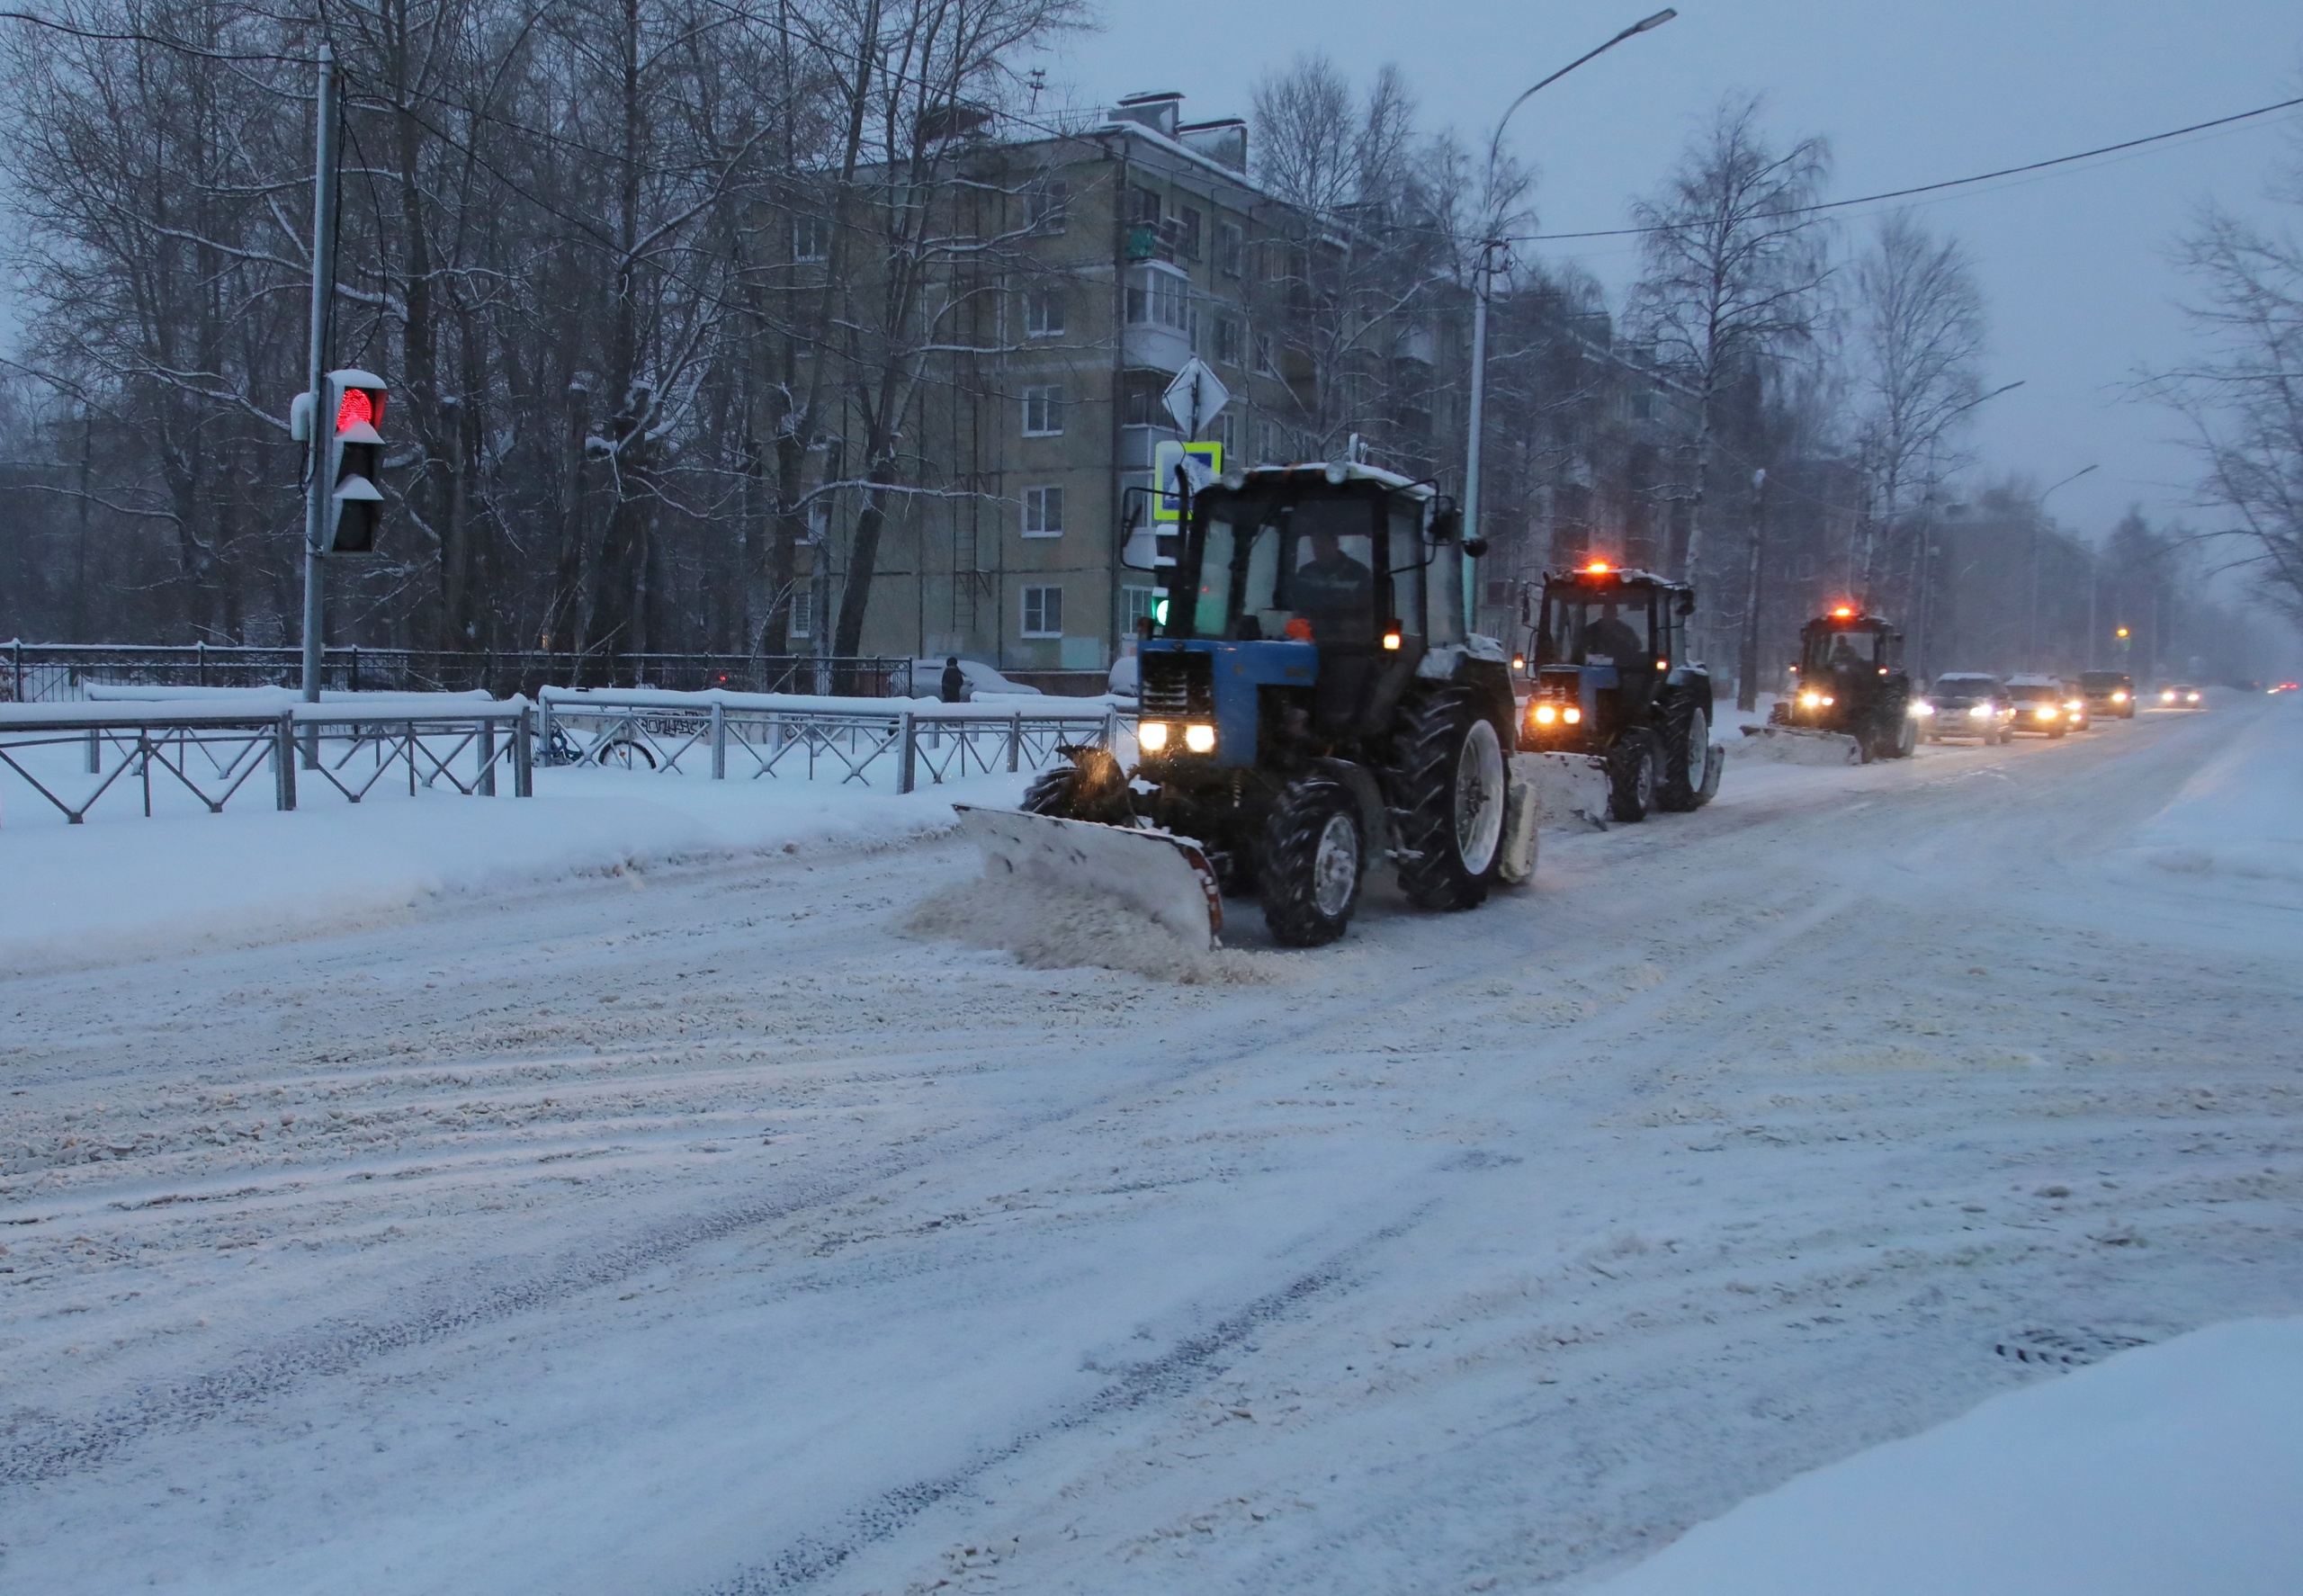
[1,641,912,704]
[0,699,533,824]
[537,687,1127,793]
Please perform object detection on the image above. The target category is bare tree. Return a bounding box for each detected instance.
[2154,160,2303,625]
[1850,210,1985,607]
[1626,94,1831,620]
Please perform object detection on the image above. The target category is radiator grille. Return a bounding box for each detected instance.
[1140,650,1215,718]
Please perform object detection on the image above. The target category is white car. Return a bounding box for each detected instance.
[912,658,1044,701]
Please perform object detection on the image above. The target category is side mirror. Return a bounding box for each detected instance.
[1462,536,1489,559]
[1428,496,1463,542]
[1676,593,1696,617]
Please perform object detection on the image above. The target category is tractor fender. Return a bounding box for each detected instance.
[1312,756,1393,864]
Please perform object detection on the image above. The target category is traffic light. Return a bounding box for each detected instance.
[321,368,387,553]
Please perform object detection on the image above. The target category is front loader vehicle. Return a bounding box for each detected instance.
[990,462,1537,949]
[1762,606,1918,761]
[1516,562,1724,820]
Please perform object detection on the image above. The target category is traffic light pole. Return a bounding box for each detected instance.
[299,42,343,722]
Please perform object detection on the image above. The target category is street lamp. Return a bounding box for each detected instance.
[1462,9,1675,606]
[2030,462,2097,662]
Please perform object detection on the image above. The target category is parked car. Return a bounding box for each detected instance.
[2004,675,2073,738]
[1917,673,2014,743]
[2077,670,2136,719]
[910,658,1045,702]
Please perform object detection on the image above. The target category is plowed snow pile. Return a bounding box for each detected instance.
[903,874,1283,984]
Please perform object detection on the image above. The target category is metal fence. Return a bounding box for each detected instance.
[537,687,1126,794]
[0,700,533,824]
[1,641,912,704]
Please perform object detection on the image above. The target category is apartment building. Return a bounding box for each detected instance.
[799,93,1466,691]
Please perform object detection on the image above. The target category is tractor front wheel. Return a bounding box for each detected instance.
[1262,778,1364,947]
[1608,730,1662,822]
[1390,690,1506,910]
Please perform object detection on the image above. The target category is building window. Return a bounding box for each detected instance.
[1254,333,1277,376]
[1176,205,1203,262]
[1630,388,1654,422]
[1125,266,1188,330]
[793,214,829,262]
[1256,420,1284,463]
[1216,221,1244,278]
[1023,485,1063,537]
[1212,413,1235,453]
[1214,315,1242,367]
[1127,184,1161,227]
[1026,178,1070,235]
[1122,584,1160,624]
[1022,584,1063,638]
[1024,283,1065,336]
[1022,385,1063,436]
[787,588,812,640]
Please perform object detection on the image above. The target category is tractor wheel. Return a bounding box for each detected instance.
[1261,778,1363,947]
[1021,745,1132,825]
[1607,730,1662,822]
[1389,689,1507,910]
[1656,695,1713,811]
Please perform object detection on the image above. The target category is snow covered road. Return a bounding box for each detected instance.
[4,701,2299,1593]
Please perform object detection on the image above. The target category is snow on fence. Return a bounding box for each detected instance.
[536,686,1128,793]
[0,698,533,824]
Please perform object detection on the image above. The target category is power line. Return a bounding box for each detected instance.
[1507,93,2303,245]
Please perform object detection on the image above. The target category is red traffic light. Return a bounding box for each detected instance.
[336,387,382,434]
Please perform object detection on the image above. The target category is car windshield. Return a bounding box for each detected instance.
[2079,673,2129,691]
[2008,684,2058,700]
[1932,677,1995,695]
[1540,592,1653,666]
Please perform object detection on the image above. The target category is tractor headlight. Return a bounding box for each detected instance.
[1182,722,1217,754]
[1137,720,1170,752]
[1532,703,1559,725]
[1798,690,1822,709]
[1564,707,1582,724]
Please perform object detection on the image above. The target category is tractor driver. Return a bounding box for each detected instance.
[1827,633,1862,673]
[1290,526,1375,639]
[1583,605,1646,668]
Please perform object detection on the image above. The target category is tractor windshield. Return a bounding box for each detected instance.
[1181,490,1384,643]
[1538,591,1653,667]
[1803,628,1880,671]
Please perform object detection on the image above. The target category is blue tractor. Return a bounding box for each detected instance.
[991,462,1537,947]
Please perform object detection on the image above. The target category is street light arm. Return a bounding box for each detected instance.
[1484,10,1676,184]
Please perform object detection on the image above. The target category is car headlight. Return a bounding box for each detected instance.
[1182,722,1217,754]
[1913,700,1933,716]
[2035,705,2057,719]
[1138,720,1170,752]
[2111,691,2128,703]
[2162,691,2177,703]
[2066,700,2083,712]
[2187,692,2200,703]
[1969,704,1990,718]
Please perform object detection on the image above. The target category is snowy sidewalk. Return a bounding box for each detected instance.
[0,764,1028,973]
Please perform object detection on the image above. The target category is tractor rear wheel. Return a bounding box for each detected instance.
[1262,778,1363,946]
[1656,695,1713,811]
[1608,729,1662,822]
[1389,690,1506,910]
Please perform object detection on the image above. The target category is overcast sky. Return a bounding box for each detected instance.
[1036,0,2303,545]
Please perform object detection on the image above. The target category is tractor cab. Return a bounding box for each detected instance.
[1767,606,1916,760]
[1521,564,1698,743]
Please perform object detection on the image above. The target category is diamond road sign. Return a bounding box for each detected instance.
[1162,359,1230,438]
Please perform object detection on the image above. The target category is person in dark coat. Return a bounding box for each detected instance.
[939,656,968,703]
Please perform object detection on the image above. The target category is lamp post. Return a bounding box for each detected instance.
[2028,463,2096,664]
[1462,9,1675,611]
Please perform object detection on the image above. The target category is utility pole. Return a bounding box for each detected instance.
[1736,467,1767,712]
[299,41,344,720]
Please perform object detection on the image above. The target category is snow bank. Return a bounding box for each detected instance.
[1592,1318,2303,1596]
[2128,700,2303,889]
[902,874,1284,985]
[0,765,1026,974]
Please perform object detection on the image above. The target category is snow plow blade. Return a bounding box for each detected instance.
[1521,750,1613,829]
[952,805,1223,949]
[1739,724,1862,765]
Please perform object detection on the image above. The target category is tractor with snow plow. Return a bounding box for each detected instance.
[1515,562,1724,821]
[956,462,1538,949]
[1749,606,1918,764]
